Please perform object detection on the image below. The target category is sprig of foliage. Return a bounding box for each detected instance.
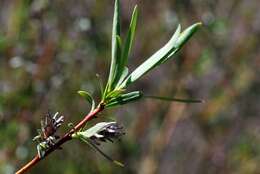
[16,0,202,173]
[74,0,202,165]
[88,0,201,108]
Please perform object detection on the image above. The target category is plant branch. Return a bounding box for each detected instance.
[15,103,105,174]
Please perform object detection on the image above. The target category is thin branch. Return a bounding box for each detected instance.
[15,103,105,174]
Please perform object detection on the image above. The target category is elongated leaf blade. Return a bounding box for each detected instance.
[78,90,95,111]
[106,88,125,100]
[106,91,143,107]
[122,5,138,68]
[80,137,124,167]
[107,0,121,90]
[111,35,123,89]
[175,22,202,48]
[145,95,204,103]
[120,24,182,88]
[112,6,138,89]
[161,23,202,64]
[120,23,202,88]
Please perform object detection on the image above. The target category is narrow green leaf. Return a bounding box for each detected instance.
[106,91,143,108]
[107,0,121,90]
[80,137,124,167]
[78,90,95,111]
[112,5,138,89]
[175,22,202,49]
[106,88,125,100]
[160,23,202,64]
[120,24,182,88]
[120,23,202,88]
[121,5,138,68]
[145,95,204,103]
[111,35,123,89]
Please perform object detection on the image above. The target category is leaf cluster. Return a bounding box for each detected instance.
[73,0,202,166]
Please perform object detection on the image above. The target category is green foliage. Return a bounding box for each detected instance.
[101,0,201,108]
[20,0,201,170]
[103,0,139,100]
[2,0,259,173]
[112,6,138,89]
[120,23,202,88]
[106,0,121,93]
[105,91,143,108]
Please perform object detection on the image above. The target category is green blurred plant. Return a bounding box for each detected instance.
[16,0,202,173]
[99,0,201,107]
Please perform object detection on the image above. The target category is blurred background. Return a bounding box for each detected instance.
[0,0,260,173]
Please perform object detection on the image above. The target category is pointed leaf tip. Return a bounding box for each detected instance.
[107,0,121,91]
[121,4,138,67]
[175,22,202,48]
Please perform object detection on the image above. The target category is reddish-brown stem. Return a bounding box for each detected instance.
[15,103,105,174]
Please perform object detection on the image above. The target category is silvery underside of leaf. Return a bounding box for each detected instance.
[72,121,125,167]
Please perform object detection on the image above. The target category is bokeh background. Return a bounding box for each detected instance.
[0,0,260,173]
